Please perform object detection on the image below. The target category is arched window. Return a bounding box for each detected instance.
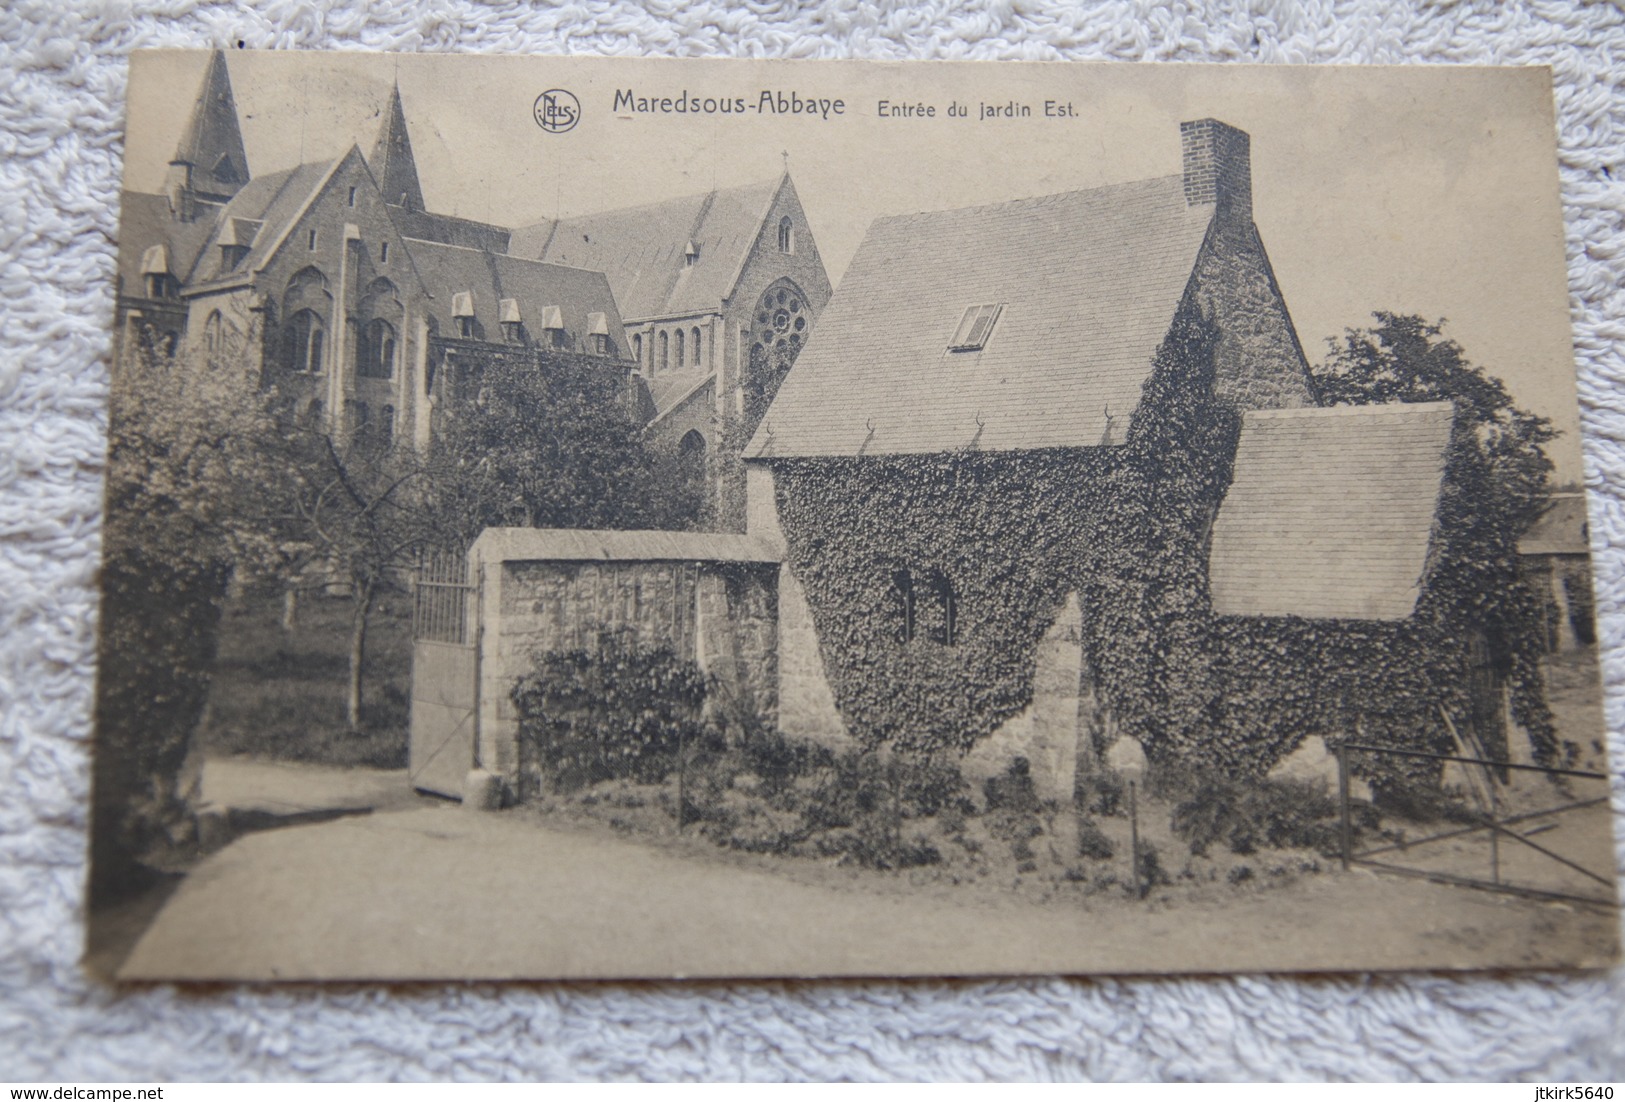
[633,333,643,363]
[203,310,224,359]
[659,330,669,372]
[675,328,685,368]
[359,319,396,378]
[692,326,703,367]
[744,278,810,432]
[302,398,324,432]
[678,429,707,484]
[778,216,794,253]
[285,309,326,374]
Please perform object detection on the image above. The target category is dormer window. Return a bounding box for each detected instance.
[541,305,566,349]
[587,312,611,357]
[452,292,475,339]
[218,218,259,273]
[684,241,700,267]
[212,154,242,186]
[949,303,1002,352]
[140,244,174,299]
[499,298,523,344]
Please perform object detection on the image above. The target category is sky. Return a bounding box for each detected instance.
[126,53,1584,480]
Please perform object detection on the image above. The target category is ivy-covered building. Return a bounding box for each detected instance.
[740,117,1503,787]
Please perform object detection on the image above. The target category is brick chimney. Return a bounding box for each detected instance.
[1181,118,1251,219]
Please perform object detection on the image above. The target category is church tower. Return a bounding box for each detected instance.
[165,49,249,223]
[370,83,426,212]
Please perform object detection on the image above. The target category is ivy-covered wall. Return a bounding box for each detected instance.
[762,311,1552,778]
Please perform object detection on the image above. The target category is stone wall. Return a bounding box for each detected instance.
[475,552,780,794]
[744,463,851,748]
[1187,205,1316,416]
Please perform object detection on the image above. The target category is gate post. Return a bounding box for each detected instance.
[1337,741,1352,871]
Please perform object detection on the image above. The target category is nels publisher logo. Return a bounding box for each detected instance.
[534,89,581,134]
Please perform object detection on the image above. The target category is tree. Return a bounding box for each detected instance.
[425,349,701,551]
[93,318,285,904]
[1312,312,1561,760]
[276,419,430,731]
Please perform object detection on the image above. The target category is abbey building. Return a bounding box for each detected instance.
[114,51,828,522]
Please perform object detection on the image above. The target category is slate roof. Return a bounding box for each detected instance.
[1208,402,1455,621]
[386,206,510,252]
[510,178,781,321]
[172,50,249,199]
[184,158,338,287]
[115,191,217,298]
[403,238,627,351]
[370,84,425,213]
[472,528,779,565]
[1519,492,1591,556]
[744,176,1214,458]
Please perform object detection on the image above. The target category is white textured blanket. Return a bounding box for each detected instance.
[1,0,1622,1081]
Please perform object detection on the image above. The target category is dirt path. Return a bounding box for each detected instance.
[117,802,1619,982]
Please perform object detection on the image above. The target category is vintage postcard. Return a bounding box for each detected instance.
[89,51,1619,981]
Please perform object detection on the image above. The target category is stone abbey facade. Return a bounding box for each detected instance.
[114,51,828,514]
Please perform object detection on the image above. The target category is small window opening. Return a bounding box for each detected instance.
[925,570,958,647]
[692,326,702,367]
[890,569,916,645]
[380,241,389,263]
[347,186,357,207]
[949,303,1002,352]
[778,216,794,253]
[675,328,685,368]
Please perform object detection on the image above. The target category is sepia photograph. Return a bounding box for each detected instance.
[88,51,1620,982]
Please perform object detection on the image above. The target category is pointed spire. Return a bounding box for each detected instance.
[169,50,249,208]
[370,83,425,212]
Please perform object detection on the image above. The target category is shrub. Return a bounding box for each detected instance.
[1078,769,1125,817]
[984,756,1039,812]
[512,631,715,794]
[1077,815,1115,860]
[1171,776,1342,858]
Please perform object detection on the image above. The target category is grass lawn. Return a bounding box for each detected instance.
[199,588,412,768]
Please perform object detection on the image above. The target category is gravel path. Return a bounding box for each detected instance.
[117,802,1619,982]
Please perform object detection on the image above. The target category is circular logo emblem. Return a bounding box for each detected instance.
[534,89,581,134]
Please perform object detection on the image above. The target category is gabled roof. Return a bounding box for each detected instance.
[386,206,510,252]
[183,157,340,287]
[1519,492,1590,556]
[472,528,779,565]
[370,84,426,212]
[511,177,782,321]
[1208,402,1454,621]
[744,176,1214,459]
[403,238,627,350]
[645,366,714,420]
[115,191,218,297]
[171,50,249,200]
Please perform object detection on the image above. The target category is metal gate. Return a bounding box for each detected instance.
[1336,739,1616,909]
[409,554,479,799]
